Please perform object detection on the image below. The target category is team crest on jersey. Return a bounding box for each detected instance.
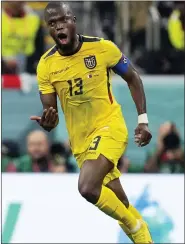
[84,56,97,69]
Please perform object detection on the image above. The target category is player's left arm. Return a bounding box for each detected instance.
[103,40,152,147]
[113,61,152,147]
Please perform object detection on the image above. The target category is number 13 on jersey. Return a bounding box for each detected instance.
[67,78,83,96]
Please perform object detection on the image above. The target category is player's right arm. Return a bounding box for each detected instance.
[30,58,59,132]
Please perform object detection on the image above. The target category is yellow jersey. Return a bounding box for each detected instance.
[37,35,127,154]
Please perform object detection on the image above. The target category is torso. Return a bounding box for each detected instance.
[40,36,127,154]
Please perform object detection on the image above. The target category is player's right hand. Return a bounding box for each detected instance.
[30,107,58,132]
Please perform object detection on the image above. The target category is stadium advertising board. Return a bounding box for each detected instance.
[2,174,184,243]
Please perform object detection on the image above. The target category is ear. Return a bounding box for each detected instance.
[73,16,76,23]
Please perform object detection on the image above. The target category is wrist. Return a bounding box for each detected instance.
[138,113,148,124]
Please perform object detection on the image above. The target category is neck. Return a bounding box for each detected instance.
[58,34,81,56]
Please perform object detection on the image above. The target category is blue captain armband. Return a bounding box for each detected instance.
[112,55,130,76]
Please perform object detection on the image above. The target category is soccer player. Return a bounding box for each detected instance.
[31,2,153,243]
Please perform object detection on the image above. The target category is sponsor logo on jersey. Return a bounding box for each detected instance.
[50,67,69,75]
[87,151,96,154]
[84,56,97,69]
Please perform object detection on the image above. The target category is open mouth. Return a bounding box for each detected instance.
[58,33,68,45]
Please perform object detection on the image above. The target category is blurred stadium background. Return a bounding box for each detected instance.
[2,1,184,243]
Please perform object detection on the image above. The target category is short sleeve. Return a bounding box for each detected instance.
[37,58,55,94]
[101,40,122,68]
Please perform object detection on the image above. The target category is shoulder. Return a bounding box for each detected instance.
[80,35,105,50]
[41,45,58,61]
[37,45,57,70]
[80,35,115,46]
[80,35,118,52]
[100,39,120,51]
[80,35,103,42]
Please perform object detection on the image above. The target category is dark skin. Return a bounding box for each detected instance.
[31,3,152,206]
[44,2,79,55]
[30,93,58,132]
[30,2,79,130]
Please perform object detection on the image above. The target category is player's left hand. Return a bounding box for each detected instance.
[134,124,152,147]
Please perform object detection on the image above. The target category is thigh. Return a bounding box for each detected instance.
[100,137,127,185]
[85,134,127,166]
[103,167,122,186]
[106,178,129,207]
[78,134,127,188]
[78,154,114,190]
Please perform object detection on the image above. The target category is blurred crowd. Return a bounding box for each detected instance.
[2,130,77,173]
[2,1,184,75]
[2,122,184,174]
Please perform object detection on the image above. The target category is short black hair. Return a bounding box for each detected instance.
[45,1,73,15]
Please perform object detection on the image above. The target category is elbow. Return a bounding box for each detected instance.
[125,70,142,86]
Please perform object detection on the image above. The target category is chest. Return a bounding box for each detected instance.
[49,52,108,98]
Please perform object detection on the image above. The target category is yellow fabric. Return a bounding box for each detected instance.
[168,10,184,50]
[95,186,138,231]
[119,204,143,234]
[2,10,40,57]
[119,204,153,243]
[128,204,143,219]
[37,37,127,155]
[75,122,128,185]
[131,221,153,243]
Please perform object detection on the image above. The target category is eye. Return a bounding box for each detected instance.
[49,21,55,27]
[62,17,67,23]
[63,16,71,23]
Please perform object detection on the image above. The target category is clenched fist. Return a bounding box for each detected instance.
[134,123,152,147]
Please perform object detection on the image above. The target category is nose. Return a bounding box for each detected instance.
[56,21,64,31]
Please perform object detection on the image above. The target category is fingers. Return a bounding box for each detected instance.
[134,127,140,134]
[48,108,57,124]
[140,139,151,147]
[135,132,152,147]
[139,131,147,145]
[51,112,58,124]
[134,134,141,146]
[135,124,152,147]
[40,109,48,125]
[45,107,57,124]
[31,107,58,130]
[30,116,41,121]
[139,132,152,147]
